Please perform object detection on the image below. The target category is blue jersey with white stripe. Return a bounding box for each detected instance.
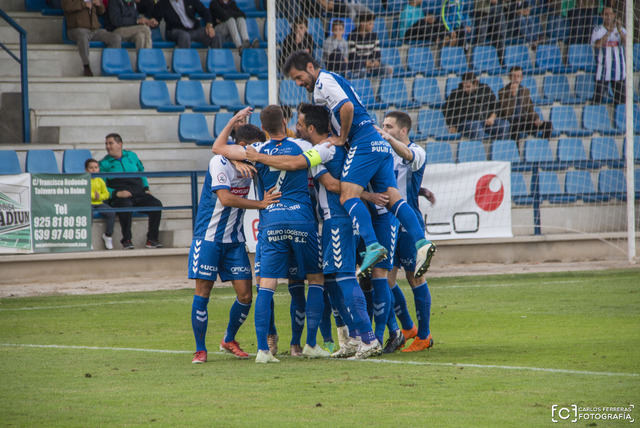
[193,155,251,242]
[393,141,426,229]
[313,70,380,148]
[310,142,349,220]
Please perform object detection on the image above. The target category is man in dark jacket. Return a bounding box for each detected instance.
[99,133,163,249]
[153,0,221,48]
[106,0,158,50]
[444,71,509,140]
[209,0,257,50]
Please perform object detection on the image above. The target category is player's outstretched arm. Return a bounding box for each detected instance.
[216,187,281,210]
[327,102,354,146]
[375,125,413,161]
[212,107,252,161]
[245,146,307,171]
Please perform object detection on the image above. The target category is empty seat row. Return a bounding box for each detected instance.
[0,149,92,174]
[178,111,267,145]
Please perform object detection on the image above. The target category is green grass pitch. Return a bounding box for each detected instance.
[1,269,639,427]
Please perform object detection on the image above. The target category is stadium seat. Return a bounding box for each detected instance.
[535,44,570,74]
[380,48,412,78]
[249,113,262,128]
[511,172,533,204]
[537,171,572,203]
[62,149,92,173]
[246,18,267,48]
[590,137,621,166]
[139,81,185,112]
[574,74,595,103]
[614,104,640,134]
[362,0,384,13]
[416,110,460,141]
[241,49,268,78]
[406,47,442,76]
[521,76,550,105]
[137,49,180,80]
[597,169,626,201]
[206,49,249,79]
[214,112,235,137]
[307,18,325,47]
[425,142,454,164]
[524,139,558,169]
[635,44,640,72]
[178,113,214,145]
[151,27,175,48]
[279,79,308,107]
[176,80,220,112]
[386,0,408,13]
[568,44,596,73]
[440,47,469,74]
[101,48,145,80]
[445,76,461,98]
[479,76,504,99]
[622,136,640,162]
[172,49,215,79]
[412,77,444,108]
[271,18,291,43]
[542,75,580,104]
[472,45,504,75]
[245,80,269,108]
[350,78,388,110]
[210,81,247,111]
[546,14,568,43]
[491,139,521,163]
[550,106,591,137]
[0,150,21,174]
[374,18,397,48]
[582,105,619,135]
[504,44,535,74]
[235,0,265,17]
[25,0,47,11]
[26,150,59,174]
[456,140,486,162]
[564,170,603,202]
[378,78,420,109]
[556,138,588,167]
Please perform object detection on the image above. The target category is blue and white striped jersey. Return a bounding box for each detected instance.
[193,155,251,243]
[393,141,426,229]
[591,25,626,81]
[309,142,350,221]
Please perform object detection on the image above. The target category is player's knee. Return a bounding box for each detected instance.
[237,291,252,304]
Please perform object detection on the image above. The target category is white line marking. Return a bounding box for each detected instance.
[436,280,584,289]
[0,343,637,377]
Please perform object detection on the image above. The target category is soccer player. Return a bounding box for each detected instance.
[213,105,328,363]
[283,50,436,280]
[189,124,281,364]
[377,111,434,352]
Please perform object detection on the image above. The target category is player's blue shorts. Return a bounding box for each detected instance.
[394,230,417,272]
[188,239,252,282]
[341,139,398,192]
[322,217,357,275]
[259,223,322,279]
[255,232,305,281]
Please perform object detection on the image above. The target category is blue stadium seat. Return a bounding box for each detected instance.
[210,81,247,111]
[241,49,268,78]
[178,113,214,145]
[151,27,175,48]
[406,47,442,77]
[279,79,308,107]
[535,44,570,74]
[137,49,180,79]
[445,76,461,98]
[564,170,603,202]
[622,136,640,162]
[235,0,265,17]
[542,75,580,104]
[590,137,621,166]
[440,47,469,74]
[412,77,444,108]
[537,171,572,203]
[521,76,549,105]
[491,139,521,162]
[374,18,397,47]
[635,43,640,72]
[362,0,384,12]
[214,112,235,137]
[172,49,215,79]
[249,113,262,128]
[556,138,588,167]
[139,81,185,112]
[176,80,220,112]
[26,150,59,174]
[245,80,269,108]
[350,78,388,110]
[62,149,92,173]
[101,48,145,80]
[550,106,591,137]
[574,74,595,103]
[511,172,533,204]
[206,49,249,79]
[597,169,626,201]
[0,150,21,174]
[504,45,535,74]
[472,45,504,75]
[271,18,290,43]
[546,14,568,43]
[378,78,420,109]
[568,44,596,73]
[416,110,460,141]
[524,139,557,169]
[425,142,454,164]
[308,18,325,47]
[246,18,267,48]
[381,48,412,78]
[479,76,504,99]
[614,104,640,134]
[25,0,47,11]
[582,105,619,135]
[456,140,486,162]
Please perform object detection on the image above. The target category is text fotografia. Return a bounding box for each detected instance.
[552,404,635,423]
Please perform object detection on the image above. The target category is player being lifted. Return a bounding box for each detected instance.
[213,106,328,363]
[189,124,281,364]
[283,51,436,278]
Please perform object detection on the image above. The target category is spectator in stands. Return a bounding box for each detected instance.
[474,0,505,59]
[153,0,221,48]
[566,0,599,44]
[279,16,315,72]
[136,0,158,19]
[591,6,626,105]
[498,66,553,141]
[86,158,116,250]
[323,19,349,73]
[99,133,163,249]
[62,0,122,76]
[399,0,447,45]
[209,0,258,52]
[348,11,391,77]
[441,0,474,49]
[291,0,370,21]
[505,0,544,48]
[106,0,158,50]
[444,71,510,140]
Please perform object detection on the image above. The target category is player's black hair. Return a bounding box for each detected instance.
[331,19,345,30]
[298,103,330,135]
[385,111,412,131]
[461,71,477,83]
[283,50,319,75]
[105,133,123,143]
[235,124,266,144]
[357,11,375,24]
[293,16,307,28]
[260,105,285,135]
[509,65,523,74]
[84,158,99,169]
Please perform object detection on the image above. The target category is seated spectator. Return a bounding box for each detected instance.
[348,11,391,78]
[474,0,505,58]
[441,0,474,49]
[153,0,221,49]
[279,16,315,72]
[444,71,510,140]
[209,0,258,51]
[86,158,116,250]
[400,0,447,45]
[106,0,158,50]
[505,0,544,48]
[62,0,122,76]
[99,133,163,249]
[566,0,599,44]
[498,66,552,141]
[323,19,349,73]
[591,6,626,105]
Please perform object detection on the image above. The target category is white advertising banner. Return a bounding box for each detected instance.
[0,173,32,253]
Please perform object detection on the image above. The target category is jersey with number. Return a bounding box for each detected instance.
[193,155,251,242]
[308,141,350,221]
[393,141,426,229]
[250,137,316,228]
[312,70,379,148]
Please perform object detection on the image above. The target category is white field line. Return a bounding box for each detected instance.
[0,343,637,378]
